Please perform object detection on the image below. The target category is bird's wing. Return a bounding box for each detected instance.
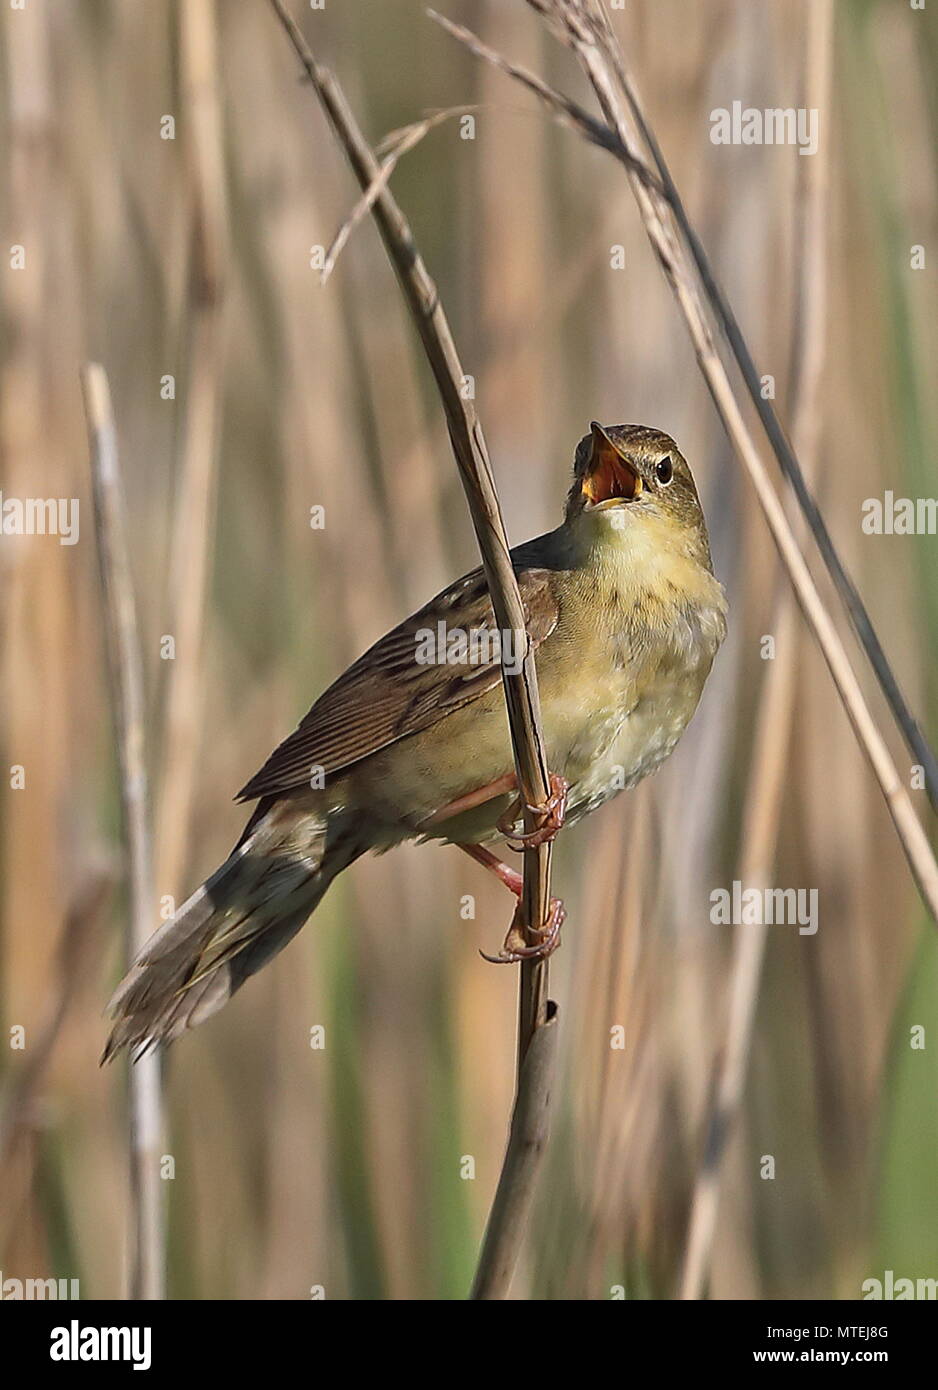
[236,561,560,801]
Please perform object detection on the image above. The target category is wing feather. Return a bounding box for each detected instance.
[236,562,559,801]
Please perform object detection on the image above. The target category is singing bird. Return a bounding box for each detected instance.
[104,424,727,1060]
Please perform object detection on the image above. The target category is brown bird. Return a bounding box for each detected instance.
[104,424,727,1061]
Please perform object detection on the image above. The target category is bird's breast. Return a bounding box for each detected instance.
[539,557,726,822]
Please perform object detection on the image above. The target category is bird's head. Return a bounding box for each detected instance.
[565,422,714,570]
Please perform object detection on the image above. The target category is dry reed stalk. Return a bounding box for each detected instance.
[268,0,562,1298]
[576,784,658,1292]
[679,0,835,1300]
[469,1001,559,1298]
[82,364,165,1301]
[0,0,68,1057]
[436,0,938,928]
[321,106,479,286]
[154,0,229,907]
[474,6,555,536]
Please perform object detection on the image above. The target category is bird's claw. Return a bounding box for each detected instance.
[498,773,569,851]
[480,895,566,964]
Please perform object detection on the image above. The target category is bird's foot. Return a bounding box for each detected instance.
[480,894,566,964]
[498,773,569,851]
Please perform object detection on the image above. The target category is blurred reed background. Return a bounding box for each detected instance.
[1,0,935,1299]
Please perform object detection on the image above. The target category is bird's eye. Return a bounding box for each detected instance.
[655,456,673,485]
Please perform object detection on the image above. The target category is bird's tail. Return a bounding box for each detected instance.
[102,802,365,1062]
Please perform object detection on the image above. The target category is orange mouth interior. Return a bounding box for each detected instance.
[582,443,642,505]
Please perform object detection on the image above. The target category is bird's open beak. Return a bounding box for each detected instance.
[581,422,642,507]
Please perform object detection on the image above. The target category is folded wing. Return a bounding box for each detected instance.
[236,561,560,801]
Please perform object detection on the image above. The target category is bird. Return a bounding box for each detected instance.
[103,423,727,1061]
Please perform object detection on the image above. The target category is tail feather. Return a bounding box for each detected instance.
[103,805,363,1062]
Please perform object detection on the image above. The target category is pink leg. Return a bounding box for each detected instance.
[458,842,523,896]
[421,774,517,829]
[424,771,570,853]
[456,843,566,964]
